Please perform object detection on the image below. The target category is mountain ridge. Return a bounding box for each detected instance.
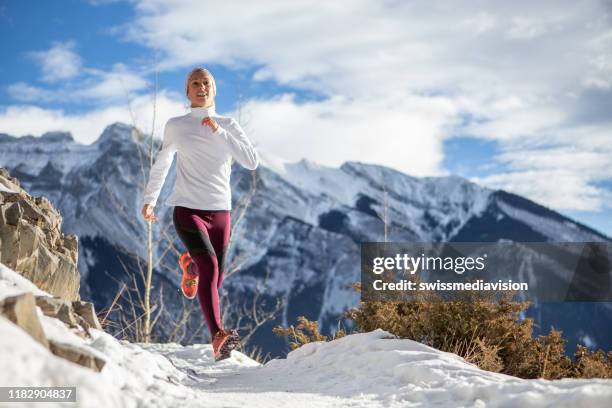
[0,123,610,355]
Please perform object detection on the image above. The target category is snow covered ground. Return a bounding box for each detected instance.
[1,262,612,408]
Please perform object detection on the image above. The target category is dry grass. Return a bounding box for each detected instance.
[273,316,347,351]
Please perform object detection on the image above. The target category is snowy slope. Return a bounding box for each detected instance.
[1,263,612,408]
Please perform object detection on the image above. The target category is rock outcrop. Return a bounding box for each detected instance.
[0,292,49,348]
[0,292,105,372]
[0,168,79,301]
[35,296,103,335]
[0,167,107,372]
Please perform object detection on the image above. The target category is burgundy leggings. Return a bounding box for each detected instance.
[173,206,231,336]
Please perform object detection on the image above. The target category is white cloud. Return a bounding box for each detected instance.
[123,1,611,108]
[6,82,56,103]
[79,63,150,100]
[120,0,612,137]
[236,93,455,177]
[6,63,149,104]
[473,170,610,211]
[473,143,612,211]
[468,118,612,211]
[27,41,82,82]
[496,146,612,181]
[506,16,556,40]
[0,91,186,145]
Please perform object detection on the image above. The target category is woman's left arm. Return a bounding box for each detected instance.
[216,119,259,170]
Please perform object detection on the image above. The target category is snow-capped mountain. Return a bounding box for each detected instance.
[0,123,610,356]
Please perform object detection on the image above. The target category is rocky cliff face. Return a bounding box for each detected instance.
[0,168,105,371]
[0,168,80,301]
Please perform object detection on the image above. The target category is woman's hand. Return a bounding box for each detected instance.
[141,204,157,223]
[201,117,219,132]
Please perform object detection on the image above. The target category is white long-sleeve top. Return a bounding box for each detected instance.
[143,105,259,210]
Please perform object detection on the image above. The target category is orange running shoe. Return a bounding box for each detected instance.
[179,252,198,299]
[212,329,240,361]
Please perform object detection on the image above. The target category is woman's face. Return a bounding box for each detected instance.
[187,71,215,108]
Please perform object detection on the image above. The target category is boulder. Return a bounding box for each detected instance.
[0,293,49,348]
[35,296,79,328]
[35,296,103,337]
[0,167,20,191]
[0,168,79,301]
[1,294,105,371]
[49,341,106,372]
[72,300,103,331]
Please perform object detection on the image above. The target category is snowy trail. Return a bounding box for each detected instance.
[141,331,612,408]
[2,263,612,408]
[141,342,387,408]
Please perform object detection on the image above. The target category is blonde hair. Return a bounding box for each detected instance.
[184,67,217,99]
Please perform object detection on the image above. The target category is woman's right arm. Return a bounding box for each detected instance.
[142,120,177,219]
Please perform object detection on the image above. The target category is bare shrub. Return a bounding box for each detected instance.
[347,288,611,379]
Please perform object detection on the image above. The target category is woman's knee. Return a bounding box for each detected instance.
[192,253,219,275]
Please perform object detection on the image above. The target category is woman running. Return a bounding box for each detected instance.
[141,67,259,361]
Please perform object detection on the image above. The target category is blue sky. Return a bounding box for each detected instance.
[0,0,611,237]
